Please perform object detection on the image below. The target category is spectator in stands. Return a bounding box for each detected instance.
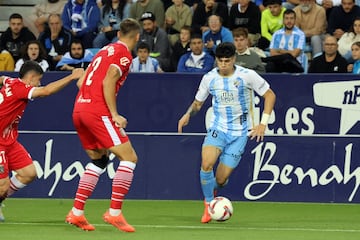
[338,17,360,62]
[282,0,300,9]
[56,39,94,70]
[262,9,306,73]
[27,0,68,37]
[38,14,73,70]
[258,0,286,50]
[177,33,214,72]
[308,35,348,73]
[228,0,261,46]
[203,15,234,56]
[348,41,360,73]
[129,0,165,28]
[294,0,327,58]
[233,27,265,73]
[61,0,100,49]
[317,0,341,21]
[191,0,229,34]
[0,13,36,62]
[165,0,192,46]
[15,40,49,72]
[326,0,360,39]
[138,12,173,71]
[0,50,15,71]
[130,42,163,72]
[93,0,131,48]
[171,25,192,69]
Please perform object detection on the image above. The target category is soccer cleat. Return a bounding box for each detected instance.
[65,210,95,231]
[201,201,211,223]
[103,211,135,232]
[0,203,4,222]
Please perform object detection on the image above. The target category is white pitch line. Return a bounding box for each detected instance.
[1,222,359,233]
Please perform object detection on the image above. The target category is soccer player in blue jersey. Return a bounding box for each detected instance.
[178,42,276,223]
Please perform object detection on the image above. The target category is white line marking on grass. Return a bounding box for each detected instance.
[2,222,360,233]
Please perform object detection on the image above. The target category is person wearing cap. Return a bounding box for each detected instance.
[258,0,286,50]
[129,0,165,28]
[138,11,173,71]
[178,42,276,224]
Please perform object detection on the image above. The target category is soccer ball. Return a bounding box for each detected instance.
[208,196,233,221]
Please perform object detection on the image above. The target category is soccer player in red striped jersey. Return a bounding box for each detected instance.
[0,61,83,222]
[65,18,141,232]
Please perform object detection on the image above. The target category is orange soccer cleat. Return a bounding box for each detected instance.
[65,210,95,231]
[201,201,212,223]
[103,211,135,232]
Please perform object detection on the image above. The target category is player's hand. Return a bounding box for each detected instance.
[249,124,266,142]
[113,114,127,128]
[178,114,190,133]
[71,68,85,80]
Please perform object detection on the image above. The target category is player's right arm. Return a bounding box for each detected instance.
[31,68,84,98]
[178,99,204,133]
[76,67,90,89]
[102,65,127,128]
[0,76,5,86]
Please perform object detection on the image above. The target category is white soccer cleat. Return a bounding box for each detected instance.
[0,203,5,222]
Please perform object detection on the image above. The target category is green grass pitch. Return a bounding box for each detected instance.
[1,198,359,240]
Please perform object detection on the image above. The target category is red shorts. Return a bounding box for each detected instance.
[73,111,129,150]
[0,141,33,179]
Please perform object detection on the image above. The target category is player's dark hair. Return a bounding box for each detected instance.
[119,18,141,37]
[190,33,203,41]
[19,60,44,78]
[215,42,236,58]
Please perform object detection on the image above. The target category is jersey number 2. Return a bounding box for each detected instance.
[85,56,102,86]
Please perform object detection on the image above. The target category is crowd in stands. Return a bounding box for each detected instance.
[1,0,360,73]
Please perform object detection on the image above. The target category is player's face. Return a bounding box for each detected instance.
[137,48,149,62]
[283,13,295,30]
[70,43,83,59]
[351,44,360,60]
[28,73,43,87]
[9,18,23,35]
[233,36,248,52]
[190,38,203,55]
[216,56,236,76]
[27,43,40,61]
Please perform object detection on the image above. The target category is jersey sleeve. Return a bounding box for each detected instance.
[6,78,35,100]
[195,75,210,102]
[246,69,270,96]
[111,48,133,77]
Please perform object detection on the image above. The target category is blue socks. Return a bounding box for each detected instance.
[200,169,215,203]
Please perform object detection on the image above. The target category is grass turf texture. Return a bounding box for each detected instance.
[1,198,359,240]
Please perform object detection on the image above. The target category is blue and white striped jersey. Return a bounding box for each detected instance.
[195,65,270,136]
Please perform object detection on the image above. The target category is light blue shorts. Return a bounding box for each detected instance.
[203,128,248,169]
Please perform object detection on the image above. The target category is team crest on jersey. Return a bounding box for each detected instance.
[233,80,240,87]
[0,165,4,174]
[120,57,130,66]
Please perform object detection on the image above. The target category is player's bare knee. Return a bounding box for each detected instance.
[0,179,10,197]
[201,163,213,172]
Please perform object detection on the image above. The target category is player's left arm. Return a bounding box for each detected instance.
[249,88,276,142]
[102,65,127,128]
[178,99,204,133]
[76,67,89,89]
[31,68,84,98]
